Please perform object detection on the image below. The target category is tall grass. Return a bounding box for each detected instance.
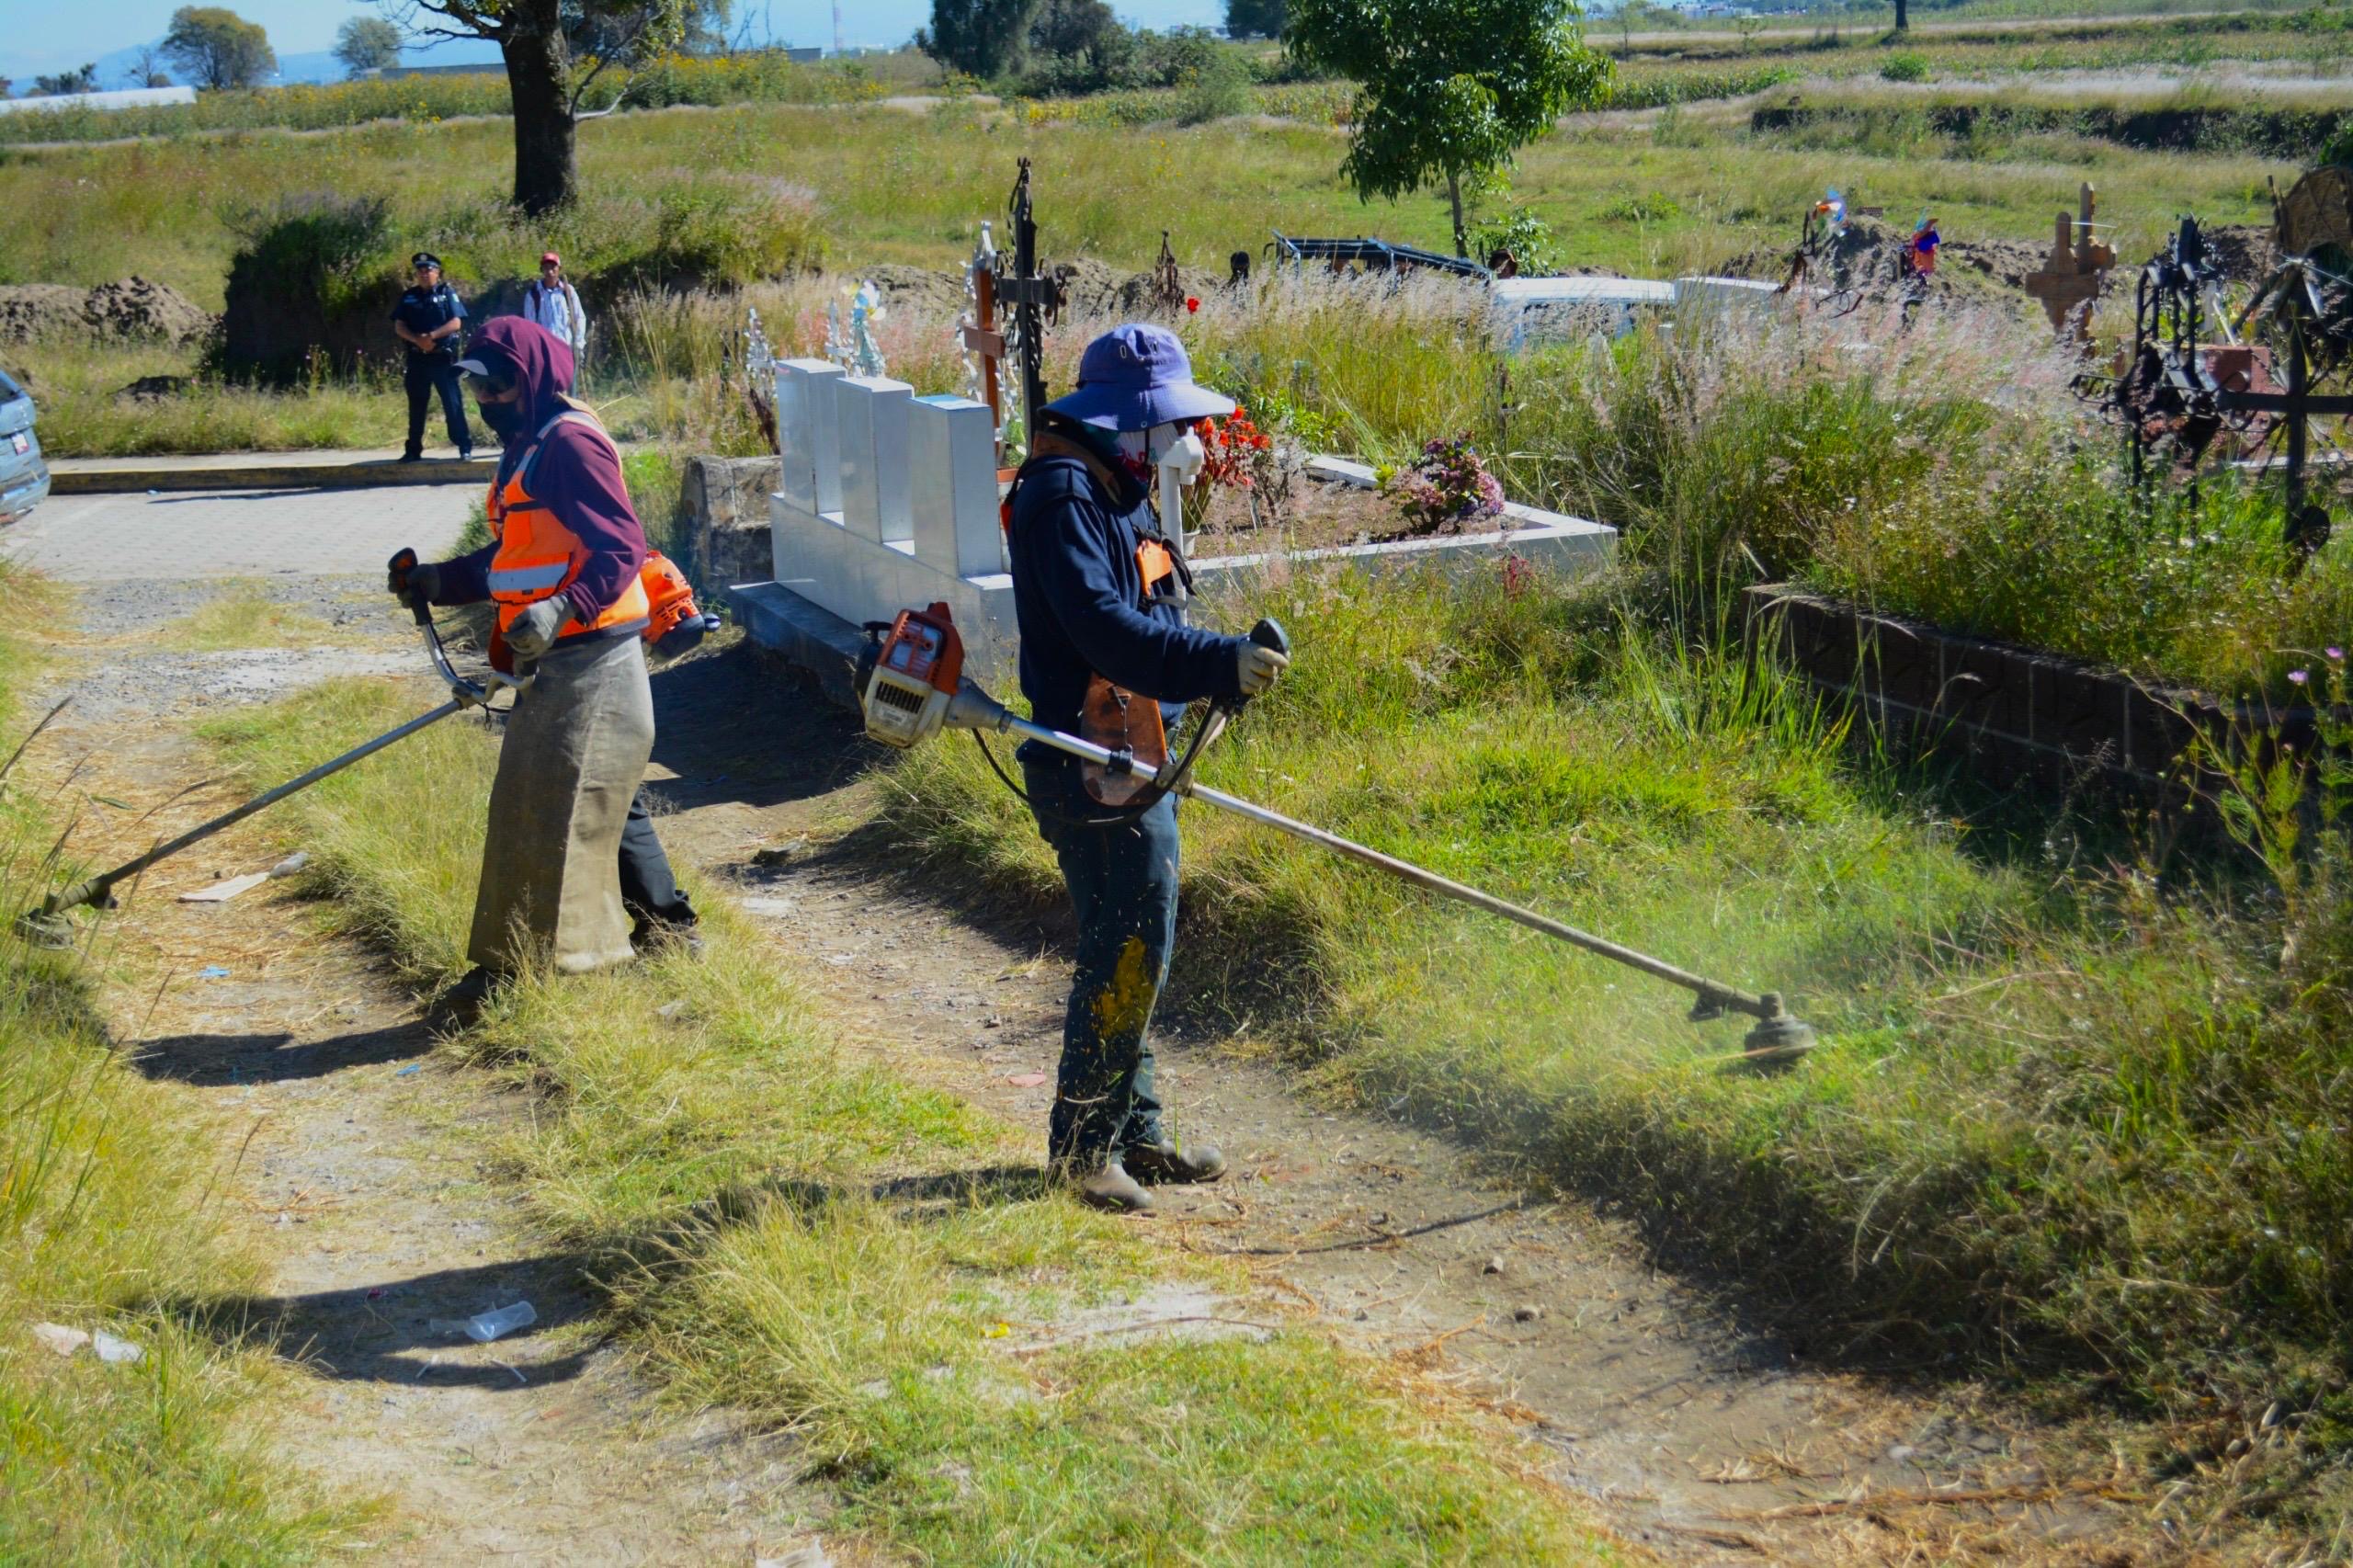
[0,562,355,1561]
[198,676,1631,1565]
[870,561,2353,1551]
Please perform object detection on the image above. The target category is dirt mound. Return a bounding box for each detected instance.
[85,278,214,344]
[853,263,966,316]
[0,278,215,346]
[0,285,88,344]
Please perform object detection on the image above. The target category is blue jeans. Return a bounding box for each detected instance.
[1021,755,1176,1165]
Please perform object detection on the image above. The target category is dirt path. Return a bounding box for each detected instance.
[633,643,2131,1567]
[25,581,828,1564]
[22,568,2128,1564]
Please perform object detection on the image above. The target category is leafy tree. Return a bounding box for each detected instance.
[1029,0,1122,62]
[916,0,1042,79]
[125,45,174,87]
[161,6,278,90]
[32,63,100,96]
[380,2,699,215]
[335,17,405,76]
[1288,0,1610,257]
[1223,0,1285,39]
[0,78,12,99]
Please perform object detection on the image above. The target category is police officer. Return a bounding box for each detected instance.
[392,252,474,462]
[1004,323,1289,1213]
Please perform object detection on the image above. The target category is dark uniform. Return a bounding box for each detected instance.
[391,268,473,460]
[1005,415,1245,1170]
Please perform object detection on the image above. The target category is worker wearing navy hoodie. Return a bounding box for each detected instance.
[386,316,654,1027]
[1005,323,1290,1213]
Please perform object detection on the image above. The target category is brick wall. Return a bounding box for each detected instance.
[1743,585,2322,794]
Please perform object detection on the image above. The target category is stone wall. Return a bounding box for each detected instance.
[1743,585,2322,793]
[678,454,779,597]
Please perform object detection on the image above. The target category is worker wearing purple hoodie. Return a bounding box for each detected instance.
[384,317,654,1027]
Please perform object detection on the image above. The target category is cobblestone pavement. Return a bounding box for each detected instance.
[3,486,475,581]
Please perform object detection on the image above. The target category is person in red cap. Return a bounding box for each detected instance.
[522,251,587,356]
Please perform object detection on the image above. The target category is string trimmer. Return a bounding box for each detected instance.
[856,603,1816,1068]
[17,553,529,943]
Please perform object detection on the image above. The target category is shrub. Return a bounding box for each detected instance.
[1470,205,1563,273]
[1174,48,1254,124]
[1879,50,1933,82]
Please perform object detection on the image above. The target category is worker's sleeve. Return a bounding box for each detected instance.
[427,542,496,606]
[533,426,648,624]
[1026,496,1241,705]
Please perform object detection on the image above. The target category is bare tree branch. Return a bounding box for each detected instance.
[565,6,664,113]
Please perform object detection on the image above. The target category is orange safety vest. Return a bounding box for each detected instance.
[486,406,650,642]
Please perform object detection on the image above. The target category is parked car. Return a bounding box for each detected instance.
[0,367,51,526]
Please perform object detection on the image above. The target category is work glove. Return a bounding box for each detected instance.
[505,597,574,661]
[386,551,441,608]
[1236,640,1290,698]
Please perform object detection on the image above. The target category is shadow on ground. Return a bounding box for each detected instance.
[130,1021,430,1084]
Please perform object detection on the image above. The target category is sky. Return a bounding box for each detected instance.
[1,0,1227,87]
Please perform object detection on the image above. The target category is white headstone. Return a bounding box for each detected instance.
[911,395,1005,579]
[778,358,846,517]
[835,376,913,544]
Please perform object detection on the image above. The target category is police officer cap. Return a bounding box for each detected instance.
[412,251,442,272]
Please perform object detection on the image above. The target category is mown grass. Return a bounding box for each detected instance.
[198,674,1629,1565]
[870,564,2353,1553]
[0,562,358,1562]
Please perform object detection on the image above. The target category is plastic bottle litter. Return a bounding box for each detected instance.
[198,966,232,979]
[428,1301,536,1343]
[92,1330,143,1365]
[268,852,311,879]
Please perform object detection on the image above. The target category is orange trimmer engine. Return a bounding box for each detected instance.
[642,551,720,658]
[858,601,967,748]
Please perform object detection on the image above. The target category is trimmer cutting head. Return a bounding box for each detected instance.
[1732,993,1816,1072]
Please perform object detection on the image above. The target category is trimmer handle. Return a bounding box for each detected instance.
[1223,617,1290,718]
[388,548,431,628]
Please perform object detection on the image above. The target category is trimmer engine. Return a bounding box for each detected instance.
[858,602,966,748]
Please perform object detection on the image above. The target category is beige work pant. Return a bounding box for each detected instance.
[466,631,654,975]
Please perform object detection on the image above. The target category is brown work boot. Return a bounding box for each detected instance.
[1122,1141,1226,1186]
[1058,1154,1154,1214]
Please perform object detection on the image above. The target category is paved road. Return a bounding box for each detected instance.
[2,486,475,581]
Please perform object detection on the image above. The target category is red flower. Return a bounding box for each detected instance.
[1185,297,1200,313]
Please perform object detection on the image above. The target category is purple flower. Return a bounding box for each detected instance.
[2329,646,2346,661]
[2288,669,2310,686]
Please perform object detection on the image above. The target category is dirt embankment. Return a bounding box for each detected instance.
[0,277,216,345]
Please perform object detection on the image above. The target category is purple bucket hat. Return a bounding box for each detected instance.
[1043,322,1235,432]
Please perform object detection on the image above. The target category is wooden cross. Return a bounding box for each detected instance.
[960,222,1007,454]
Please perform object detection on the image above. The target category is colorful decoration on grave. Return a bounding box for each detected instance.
[1379,434,1506,536]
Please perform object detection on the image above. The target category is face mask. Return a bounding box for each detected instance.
[1116,423,1204,480]
[476,397,524,440]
